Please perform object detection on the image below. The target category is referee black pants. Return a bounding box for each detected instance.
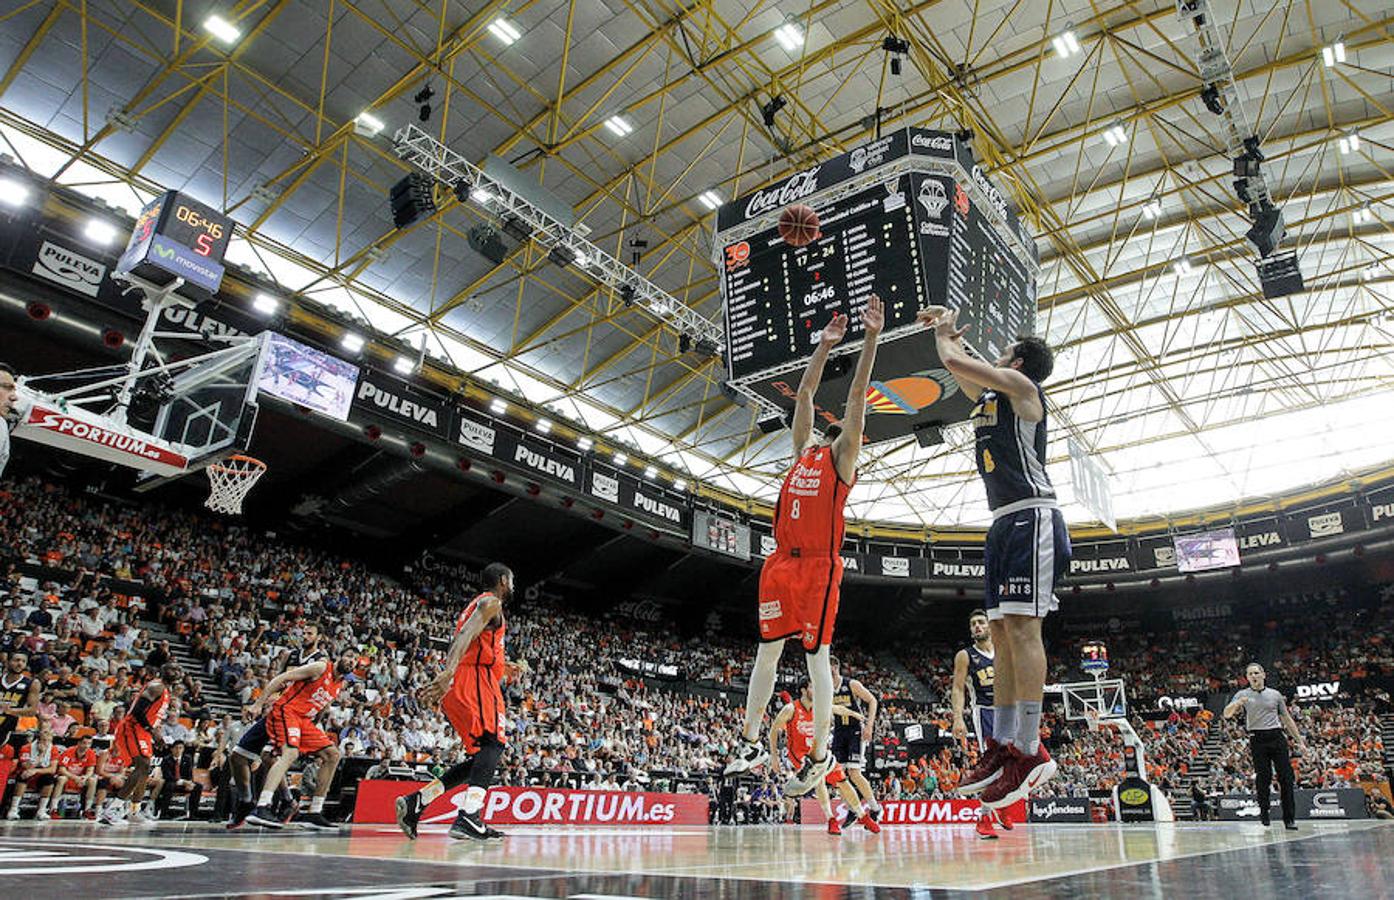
[1249,729,1295,825]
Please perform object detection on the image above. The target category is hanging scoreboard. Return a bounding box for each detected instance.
[715,128,1039,442]
[116,190,233,297]
[722,179,929,379]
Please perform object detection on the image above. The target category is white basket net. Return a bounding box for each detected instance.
[205,455,267,515]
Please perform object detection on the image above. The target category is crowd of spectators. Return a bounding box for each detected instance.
[1,474,1391,823]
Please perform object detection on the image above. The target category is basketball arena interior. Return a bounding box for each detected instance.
[0,1,1392,897]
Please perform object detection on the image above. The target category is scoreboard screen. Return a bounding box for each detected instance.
[943,178,1036,362]
[722,178,927,380]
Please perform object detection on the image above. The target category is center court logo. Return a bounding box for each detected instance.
[0,841,208,875]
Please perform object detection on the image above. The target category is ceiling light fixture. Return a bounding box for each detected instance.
[536,419,552,434]
[1051,29,1081,58]
[490,398,508,414]
[673,479,688,492]
[0,177,30,207]
[84,218,117,245]
[698,190,722,210]
[203,14,241,44]
[1101,123,1128,147]
[354,111,385,136]
[393,356,415,375]
[774,21,804,52]
[1353,204,1373,226]
[1172,258,1194,276]
[577,436,593,451]
[341,332,365,353]
[644,466,658,480]
[488,18,521,45]
[604,115,634,137]
[469,187,495,204]
[1338,132,1360,155]
[252,293,281,315]
[1321,41,1346,67]
[613,452,628,466]
[1142,197,1163,220]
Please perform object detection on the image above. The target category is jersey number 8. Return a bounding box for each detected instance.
[790,499,801,519]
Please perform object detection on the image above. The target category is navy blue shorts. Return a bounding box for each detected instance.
[984,506,1071,619]
[233,717,270,760]
[830,728,864,769]
[972,707,995,751]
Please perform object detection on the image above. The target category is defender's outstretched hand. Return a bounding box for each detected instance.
[820,312,849,347]
[862,294,884,337]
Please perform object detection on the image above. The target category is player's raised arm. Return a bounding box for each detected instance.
[422,596,501,704]
[791,313,846,453]
[251,660,328,716]
[831,295,883,478]
[921,307,1034,404]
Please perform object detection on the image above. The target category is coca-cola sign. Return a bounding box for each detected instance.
[743,167,822,220]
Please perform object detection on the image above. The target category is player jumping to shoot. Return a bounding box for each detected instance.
[726,295,883,797]
[920,306,1068,812]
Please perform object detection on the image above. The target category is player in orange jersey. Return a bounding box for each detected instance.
[770,680,880,835]
[396,563,527,842]
[244,647,358,830]
[99,663,183,826]
[727,295,883,797]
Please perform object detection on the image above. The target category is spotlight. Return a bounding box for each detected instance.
[1201,84,1225,115]
[679,333,692,354]
[341,332,365,353]
[364,424,382,441]
[418,104,431,122]
[761,95,787,128]
[413,84,434,105]
[102,328,125,349]
[620,284,637,307]
[1245,201,1285,257]
[757,414,786,434]
[491,470,506,484]
[882,36,910,54]
[526,482,541,496]
[26,301,51,320]
[253,293,281,315]
[457,457,472,472]
[694,337,720,358]
[409,441,427,458]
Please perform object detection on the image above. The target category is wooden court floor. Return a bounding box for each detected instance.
[0,819,1389,898]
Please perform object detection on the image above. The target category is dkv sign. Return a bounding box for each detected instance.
[354,780,709,826]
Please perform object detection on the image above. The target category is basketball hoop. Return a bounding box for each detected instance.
[205,455,266,515]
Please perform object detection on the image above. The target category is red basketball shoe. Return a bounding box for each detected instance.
[982,745,1057,810]
[959,739,1010,794]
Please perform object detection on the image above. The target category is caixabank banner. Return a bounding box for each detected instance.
[354,781,710,826]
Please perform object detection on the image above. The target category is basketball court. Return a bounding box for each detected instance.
[2,820,1389,898]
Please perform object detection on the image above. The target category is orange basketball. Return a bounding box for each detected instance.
[778,204,821,247]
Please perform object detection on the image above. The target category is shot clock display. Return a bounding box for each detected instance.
[116,190,233,297]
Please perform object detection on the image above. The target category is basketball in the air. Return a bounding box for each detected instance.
[778,204,820,247]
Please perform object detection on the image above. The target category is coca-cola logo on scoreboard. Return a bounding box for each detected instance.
[743,167,822,220]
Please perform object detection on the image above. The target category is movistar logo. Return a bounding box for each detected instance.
[154,244,177,259]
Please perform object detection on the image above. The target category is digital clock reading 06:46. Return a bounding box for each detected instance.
[163,196,233,264]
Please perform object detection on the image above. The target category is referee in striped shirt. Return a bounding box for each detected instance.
[1223,662,1307,830]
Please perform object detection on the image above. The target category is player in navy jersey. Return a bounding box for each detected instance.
[952,609,1013,837]
[920,306,1068,812]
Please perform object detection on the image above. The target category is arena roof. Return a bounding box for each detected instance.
[1,0,1391,528]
